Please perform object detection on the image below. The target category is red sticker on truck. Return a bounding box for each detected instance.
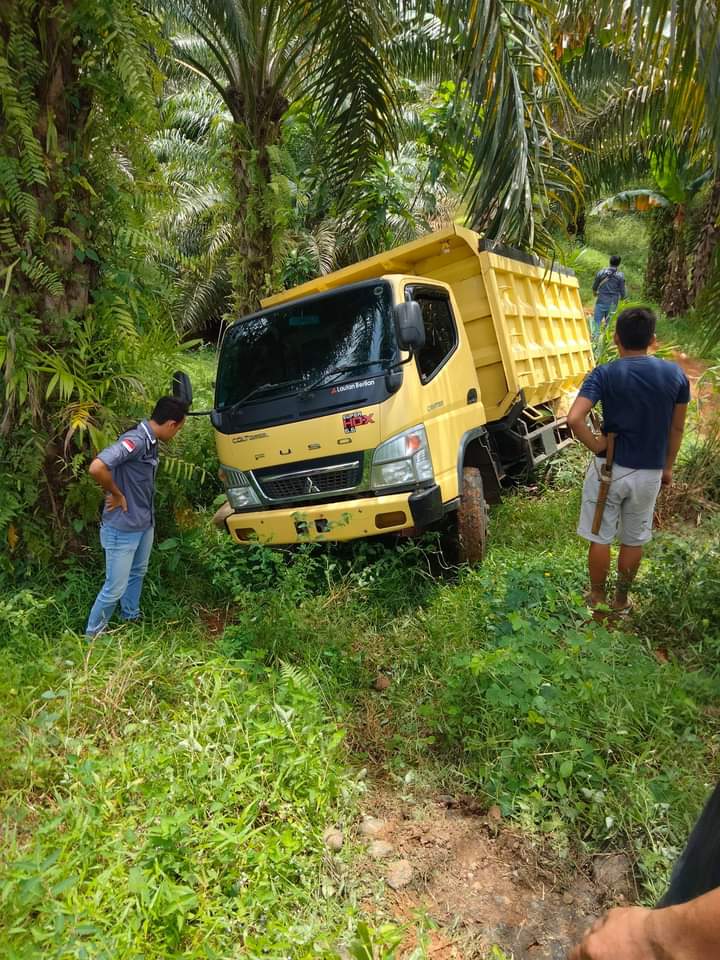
[343,411,374,434]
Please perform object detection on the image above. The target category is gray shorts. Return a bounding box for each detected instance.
[577,458,663,546]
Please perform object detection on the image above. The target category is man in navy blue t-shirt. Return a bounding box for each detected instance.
[567,306,690,612]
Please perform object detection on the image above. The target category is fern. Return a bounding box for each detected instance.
[0,51,45,188]
[0,156,38,232]
[20,255,63,297]
[161,456,208,483]
[279,662,318,695]
[0,219,20,255]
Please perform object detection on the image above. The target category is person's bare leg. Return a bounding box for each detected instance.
[614,544,643,608]
[588,543,611,605]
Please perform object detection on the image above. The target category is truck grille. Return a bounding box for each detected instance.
[254,456,363,501]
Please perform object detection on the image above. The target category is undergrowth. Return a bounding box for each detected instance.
[0,611,357,958]
[2,457,720,953]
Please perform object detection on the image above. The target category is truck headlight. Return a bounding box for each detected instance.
[370,425,434,489]
[219,465,260,509]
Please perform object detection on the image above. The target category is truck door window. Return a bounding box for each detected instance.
[411,290,458,383]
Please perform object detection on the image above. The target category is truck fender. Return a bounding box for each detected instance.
[456,428,503,504]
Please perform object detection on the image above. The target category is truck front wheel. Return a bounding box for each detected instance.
[457,466,489,565]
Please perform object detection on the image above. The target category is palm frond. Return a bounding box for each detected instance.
[414,0,578,252]
[179,268,232,333]
[294,0,403,191]
[591,189,670,214]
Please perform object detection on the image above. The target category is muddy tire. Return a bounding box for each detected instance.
[457,466,488,565]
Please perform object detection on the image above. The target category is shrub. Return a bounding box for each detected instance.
[0,652,351,958]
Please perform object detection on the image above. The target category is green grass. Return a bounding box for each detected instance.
[3,305,720,955]
[0,601,358,958]
[2,470,720,954]
[558,213,649,307]
[561,211,715,357]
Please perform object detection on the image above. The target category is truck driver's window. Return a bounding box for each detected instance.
[413,291,458,383]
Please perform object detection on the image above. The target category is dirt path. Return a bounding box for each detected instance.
[672,351,718,420]
[355,791,632,959]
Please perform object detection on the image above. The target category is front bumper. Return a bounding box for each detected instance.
[223,485,444,545]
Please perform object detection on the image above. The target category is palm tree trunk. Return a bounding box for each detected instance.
[644,206,674,303]
[690,177,720,305]
[661,204,690,317]
[228,117,283,316]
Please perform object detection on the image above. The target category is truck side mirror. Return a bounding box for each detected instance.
[394,301,425,353]
[172,371,193,407]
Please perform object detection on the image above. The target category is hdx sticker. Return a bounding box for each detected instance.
[343,411,374,434]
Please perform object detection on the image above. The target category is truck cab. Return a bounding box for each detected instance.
[177,227,593,562]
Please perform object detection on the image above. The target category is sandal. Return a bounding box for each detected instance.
[584,592,609,610]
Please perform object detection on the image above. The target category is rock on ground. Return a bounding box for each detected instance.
[593,853,634,898]
[369,840,394,859]
[359,816,386,838]
[386,859,414,890]
[323,828,344,852]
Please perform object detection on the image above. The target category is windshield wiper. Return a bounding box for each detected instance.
[300,359,392,398]
[220,377,305,414]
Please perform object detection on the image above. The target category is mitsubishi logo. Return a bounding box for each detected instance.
[304,476,320,494]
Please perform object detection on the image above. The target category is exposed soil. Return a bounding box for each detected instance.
[197,605,234,637]
[672,351,718,422]
[356,791,633,960]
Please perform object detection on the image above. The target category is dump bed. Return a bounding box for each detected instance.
[262,225,593,422]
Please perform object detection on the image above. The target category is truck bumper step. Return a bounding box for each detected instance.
[224,489,441,546]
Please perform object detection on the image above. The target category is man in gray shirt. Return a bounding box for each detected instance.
[592,254,626,333]
[85,397,188,637]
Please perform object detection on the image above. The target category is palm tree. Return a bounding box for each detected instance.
[157,1,720,319]
[151,86,236,335]
[555,4,720,318]
[157,0,403,313]
[691,177,720,303]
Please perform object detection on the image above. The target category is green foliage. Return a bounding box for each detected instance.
[639,519,720,656]
[430,556,718,864]
[346,922,406,960]
[0,0,186,553]
[188,482,719,900]
[0,612,352,958]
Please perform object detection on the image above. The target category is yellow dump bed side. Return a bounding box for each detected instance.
[262,226,593,421]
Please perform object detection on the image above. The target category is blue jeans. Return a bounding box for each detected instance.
[86,525,154,636]
[593,299,618,333]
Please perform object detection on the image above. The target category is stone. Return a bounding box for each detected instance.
[487,804,502,821]
[593,853,633,897]
[369,840,394,859]
[212,500,234,529]
[374,674,391,691]
[385,859,413,890]
[359,816,386,838]
[562,891,574,905]
[323,828,344,852]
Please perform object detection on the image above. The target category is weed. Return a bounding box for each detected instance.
[3,400,720,951]
[0,631,355,958]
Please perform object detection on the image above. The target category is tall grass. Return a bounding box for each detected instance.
[3,431,720,953]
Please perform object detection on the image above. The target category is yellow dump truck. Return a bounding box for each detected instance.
[174,226,593,561]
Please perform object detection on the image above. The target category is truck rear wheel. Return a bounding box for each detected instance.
[457,466,488,565]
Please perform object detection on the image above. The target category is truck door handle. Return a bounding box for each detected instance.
[467,388,478,404]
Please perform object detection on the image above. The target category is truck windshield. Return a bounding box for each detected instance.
[216,281,396,410]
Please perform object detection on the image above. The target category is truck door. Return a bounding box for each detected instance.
[405,284,483,503]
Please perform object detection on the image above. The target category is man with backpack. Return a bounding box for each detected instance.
[592,255,626,333]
